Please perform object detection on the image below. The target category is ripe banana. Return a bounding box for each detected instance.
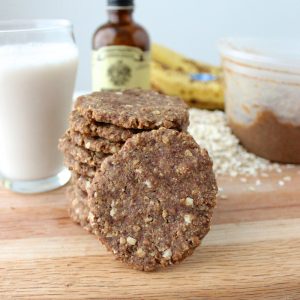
[151,44,224,110]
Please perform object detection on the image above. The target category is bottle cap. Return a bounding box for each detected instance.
[107,0,134,8]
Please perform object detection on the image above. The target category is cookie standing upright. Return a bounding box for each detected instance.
[89,128,218,271]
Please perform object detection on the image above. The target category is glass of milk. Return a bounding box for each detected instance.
[0,20,78,193]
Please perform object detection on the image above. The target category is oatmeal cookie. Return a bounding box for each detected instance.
[75,89,189,130]
[59,134,108,166]
[68,130,123,154]
[69,110,139,142]
[64,153,98,177]
[89,128,217,271]
[67,184,92,233]
[72,172,93,194]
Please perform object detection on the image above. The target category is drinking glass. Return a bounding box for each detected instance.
[0,20,79,193]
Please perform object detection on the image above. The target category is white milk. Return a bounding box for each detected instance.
[0,43,78,181]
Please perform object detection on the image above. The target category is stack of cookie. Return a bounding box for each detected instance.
[59,89,218,271]
[59,89,189,232]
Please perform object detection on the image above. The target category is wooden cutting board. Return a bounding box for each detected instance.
[1,167,300,299]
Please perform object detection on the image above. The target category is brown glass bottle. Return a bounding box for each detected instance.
[92,0,150,91]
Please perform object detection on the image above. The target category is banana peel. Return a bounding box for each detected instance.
[151,44,224,110]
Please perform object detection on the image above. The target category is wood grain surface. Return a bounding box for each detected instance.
[1,167,300,299]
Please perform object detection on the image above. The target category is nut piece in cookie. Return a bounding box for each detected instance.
[75,89,189,130]
[89,128,218,271]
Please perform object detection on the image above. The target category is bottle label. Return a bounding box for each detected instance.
[92,45,150,91]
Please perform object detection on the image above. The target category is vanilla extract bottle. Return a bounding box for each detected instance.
[92,0,150,91]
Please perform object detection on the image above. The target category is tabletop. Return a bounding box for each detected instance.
[1,167,300,299]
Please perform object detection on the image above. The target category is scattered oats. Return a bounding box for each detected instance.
[283,176,291,182]
[255,179,261,186]
[93,192,98,197]
[112,249,118,254]
[184,214,193,224]
[188,109,284,177]
[248,186,256,192]
[229,170,238,177]
[185,197,194,206]
[144,180,152,188]
[162,248,172,259]
[276,168,283,173]
[261,173,269,178]
[110,208,117,217]
[127,236,137,246]
[135,168,142,174]
[240,177,247,183]
[218,187,224,192]
[115,91,123,95]
[85,142,91,149]
[278,180,285,187]
[220,194,228,199]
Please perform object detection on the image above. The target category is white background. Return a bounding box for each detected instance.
[1,0,299,91]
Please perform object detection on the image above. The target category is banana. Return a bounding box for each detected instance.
[151,43,222,76]
[151,44,224,110]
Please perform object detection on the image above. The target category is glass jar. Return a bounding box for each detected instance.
[219,38,300,164]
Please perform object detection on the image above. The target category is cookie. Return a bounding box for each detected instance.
[64,153,98,177]
[75,89,189,130]
[69,110,139,142]
[89,128,218,271]
[68,130,123,154]
[67,184,92,233]
[59,134,108,166]
[72,172,92,193]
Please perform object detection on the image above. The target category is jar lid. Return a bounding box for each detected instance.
[219,38,300,73]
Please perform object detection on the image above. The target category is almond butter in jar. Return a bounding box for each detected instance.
[219,38,300,164]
